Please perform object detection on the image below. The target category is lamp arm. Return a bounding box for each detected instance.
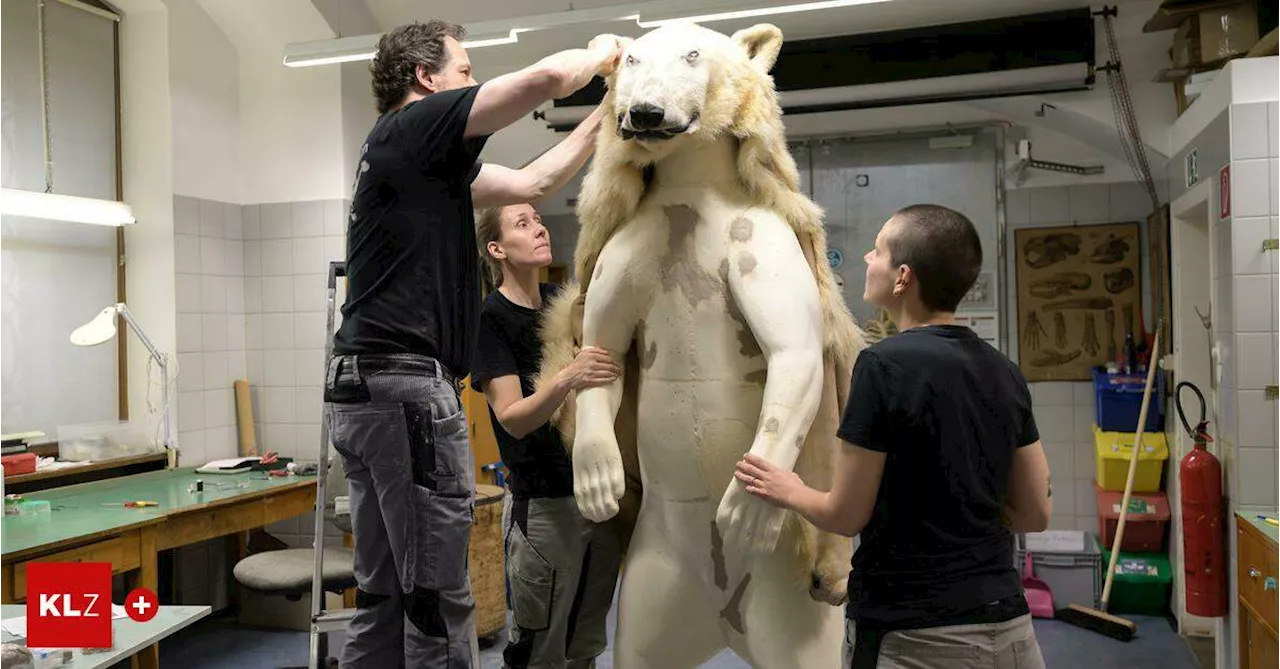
[115,303,172,449]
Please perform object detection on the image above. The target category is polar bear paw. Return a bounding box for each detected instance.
[715,482,786,554]
[572,429,626,522]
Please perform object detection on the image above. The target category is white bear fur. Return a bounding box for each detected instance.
[534,22,874,667]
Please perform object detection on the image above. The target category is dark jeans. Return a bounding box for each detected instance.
[323,353,479,668]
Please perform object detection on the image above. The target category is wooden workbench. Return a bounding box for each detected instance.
[1,467,316,668]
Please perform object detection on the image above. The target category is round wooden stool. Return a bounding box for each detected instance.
[469,483,507,643]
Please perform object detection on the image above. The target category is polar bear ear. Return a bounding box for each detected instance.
[731,23,783,73]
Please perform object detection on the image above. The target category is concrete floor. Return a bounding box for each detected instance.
[143,605,1207,669]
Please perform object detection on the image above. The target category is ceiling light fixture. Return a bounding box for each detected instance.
[462,28,531,49]
[283,29,533,67]
[636,0,891,28]
[283,34,378,67]
[282,0,891,68]
[1,189,136,226]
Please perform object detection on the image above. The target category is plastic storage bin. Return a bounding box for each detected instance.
[1092,368,1165,433]
[1015,530,1102,610]
[1095,483,1170,552]
[1,452,37,476]
[1093,425,1169,492]
[1099,548,1172,615]
[57,421,157,462]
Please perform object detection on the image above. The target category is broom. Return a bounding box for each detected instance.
[1057,324,1162,642]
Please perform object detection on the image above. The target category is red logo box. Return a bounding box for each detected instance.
[25,562,112,648]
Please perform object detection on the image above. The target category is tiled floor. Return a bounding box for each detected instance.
[143,605,1206,669]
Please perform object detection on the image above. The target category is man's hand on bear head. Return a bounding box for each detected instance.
[588,34,628,76]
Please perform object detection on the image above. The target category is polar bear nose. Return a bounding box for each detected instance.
[627,103,666,130]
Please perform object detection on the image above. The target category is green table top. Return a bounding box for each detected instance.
[2,603,210,668]
[2,467,315,557]
[1237,506,1279,546]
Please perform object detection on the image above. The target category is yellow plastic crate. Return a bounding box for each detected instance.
[1094,425,1169,492]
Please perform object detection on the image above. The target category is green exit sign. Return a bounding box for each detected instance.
[1185,148,1199,189]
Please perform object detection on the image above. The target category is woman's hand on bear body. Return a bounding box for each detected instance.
[557,345,621,391]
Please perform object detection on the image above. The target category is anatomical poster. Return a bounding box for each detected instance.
[1015,222,1142,382]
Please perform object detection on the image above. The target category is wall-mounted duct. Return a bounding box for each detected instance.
[537,61,1092,131]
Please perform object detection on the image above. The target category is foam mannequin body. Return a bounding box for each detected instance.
[535,22,873,667]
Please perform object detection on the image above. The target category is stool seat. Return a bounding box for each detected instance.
[233,548,356,596]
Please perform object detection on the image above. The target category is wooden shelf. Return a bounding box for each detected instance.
[4,452,169,494]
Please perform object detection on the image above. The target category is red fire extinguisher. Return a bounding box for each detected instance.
[1178,381,1227,617]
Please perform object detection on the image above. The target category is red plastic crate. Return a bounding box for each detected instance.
[1,452,37,476]
[1095,482,1170,553]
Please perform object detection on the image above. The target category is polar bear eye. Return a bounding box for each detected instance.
[684,50,700,63]
[625,55,638,66]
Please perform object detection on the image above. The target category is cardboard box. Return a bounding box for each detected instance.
[1199,3,1260,61]
[1145,0,1247,33]
[1168,3,1260,66]
[1246,25,1278,57]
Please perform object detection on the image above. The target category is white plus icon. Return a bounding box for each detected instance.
[131,597,151,615]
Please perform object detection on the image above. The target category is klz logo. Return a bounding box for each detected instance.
[26,562,112,648]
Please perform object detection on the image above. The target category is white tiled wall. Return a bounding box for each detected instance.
[169,196,349,608]
[1219,101,1280,509]
[1004,182,1166,533]
[244,198,348,548]
[174,196,248,466]
[172,194,248,609]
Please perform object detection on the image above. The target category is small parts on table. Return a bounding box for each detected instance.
[101,500,159,508]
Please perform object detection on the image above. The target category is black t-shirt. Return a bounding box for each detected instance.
[470,284,574,499]
[838,324,1039,629]
[332,85,490,378]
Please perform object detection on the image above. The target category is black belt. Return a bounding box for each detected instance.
[326,353,462,395]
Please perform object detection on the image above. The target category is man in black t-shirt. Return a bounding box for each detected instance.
[735,204,1053,668]
[470,203,622,668]
[323,20,623,669]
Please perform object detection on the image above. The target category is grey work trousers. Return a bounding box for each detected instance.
[502,493,620,669]
[844,614,1046,669]
[324,353,480,669]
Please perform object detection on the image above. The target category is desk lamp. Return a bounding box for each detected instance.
[70,303,172,460]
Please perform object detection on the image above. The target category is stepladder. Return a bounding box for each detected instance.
[308,260,355,668]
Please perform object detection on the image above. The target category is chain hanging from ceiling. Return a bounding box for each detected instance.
[1096,6,1160,215]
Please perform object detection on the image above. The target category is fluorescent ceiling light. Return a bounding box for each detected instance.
[637,0,891,27]
[463,29,530,49]
[1,189,135,226]
[283,0,893,68]
[284,29,530,68]
[284,34,377,68]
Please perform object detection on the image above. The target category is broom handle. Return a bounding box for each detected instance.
[1101,327,1161,609]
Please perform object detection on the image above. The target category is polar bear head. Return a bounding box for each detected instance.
[574,22,824,289]
[607,22,784,154]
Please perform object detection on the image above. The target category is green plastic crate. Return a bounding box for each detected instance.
[1099,548,1171,615]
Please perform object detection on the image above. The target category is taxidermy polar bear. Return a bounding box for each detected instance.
[535,21,870,667]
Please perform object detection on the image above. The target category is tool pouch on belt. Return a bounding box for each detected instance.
[849,624,884,669]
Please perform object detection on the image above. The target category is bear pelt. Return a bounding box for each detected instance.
[533,21,876,603]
